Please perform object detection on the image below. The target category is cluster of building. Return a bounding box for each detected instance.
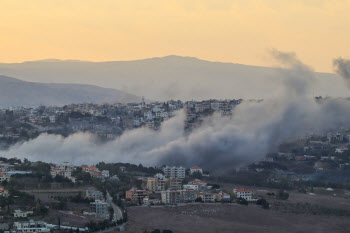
[125,165,254,205]
[0,159,31,190]
[80,165,109,179]
[49,162,111,183]
[0,99,243,144]
[50,162,76,183]
[10,219,87,233]
[85,187,110,219]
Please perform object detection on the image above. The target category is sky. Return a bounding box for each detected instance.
[1,0,350,72]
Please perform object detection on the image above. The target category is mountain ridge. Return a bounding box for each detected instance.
[0,75,143,108]
[0,56,346,101]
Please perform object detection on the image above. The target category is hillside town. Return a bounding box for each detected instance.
[1,100,350,232]
[0,99,242,148]
[0,130,350,232]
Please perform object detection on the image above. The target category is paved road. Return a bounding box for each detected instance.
[106,191,123,222]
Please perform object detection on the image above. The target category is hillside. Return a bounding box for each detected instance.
[0,56,347,100]
[0,75,142,107]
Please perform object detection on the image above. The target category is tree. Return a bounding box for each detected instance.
[236,197,248,205]
[151,230,161,233]
[276,190,289,200]
[195,197,203,202]
[256,198,269,209]
[35,202,41,215]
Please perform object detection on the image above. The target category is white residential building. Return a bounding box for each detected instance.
[161,190,196,204]
[90,200,109,219]
[197,192,216,202]
[102,170,110,178]
[336,146,348,153]
[183,184,199,191]
[13,209,34,218]
[0,185,9,197]
[233,187,253,200]
[50,162,76,183]
[190,166,203,175]
[0,173,10,182]
[14,220,50,233]
[162,166,186,179]
[86,187,103,200]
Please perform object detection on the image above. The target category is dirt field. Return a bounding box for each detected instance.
[125,188,350,233]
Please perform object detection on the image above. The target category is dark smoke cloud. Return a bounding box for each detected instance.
[3,51,350,171]
[333,57,350,88]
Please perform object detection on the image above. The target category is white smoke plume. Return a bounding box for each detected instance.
[3,51,350,171]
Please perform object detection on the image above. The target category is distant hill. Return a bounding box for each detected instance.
[0,75,142,108]
[0,56,347,100]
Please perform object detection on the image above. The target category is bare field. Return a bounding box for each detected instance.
[125,202,350,233]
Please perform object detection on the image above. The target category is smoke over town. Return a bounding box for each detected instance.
[334,58,350,88]
[3,51,350,171]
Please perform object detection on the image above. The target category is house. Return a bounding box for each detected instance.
[13,209,34,218]
[81,165,89,172]
[102,170,110,178]
[80,165,104,179]
[126,188,149,203]
[233,187,253,200]
[0,185,9,197]
[336,146,348,153]
[190,166,203,175]
[216,191,231,202]
[314,162,325,171]
[0,173,10,183]
[188,179,207,189]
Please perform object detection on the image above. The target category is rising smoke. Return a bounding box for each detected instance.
[334,57,350,88]
[3,51,350,171]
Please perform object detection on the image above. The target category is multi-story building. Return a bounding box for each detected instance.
[181,190,197,203]
[161,190,181,204]
[161,190,197,204]
[146,177,167,192]
[162,166,186,179]
[14,220,50,233]
[197,192,216,202]
[183,184,199,191]
[13,209,34,218]
[233,187,253,200]
[90,200,109,219]
[50,162,76,183]
[188,179,208,190]
[126,188,149,203]
[86,187,103,200]
[169,178,182,190]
